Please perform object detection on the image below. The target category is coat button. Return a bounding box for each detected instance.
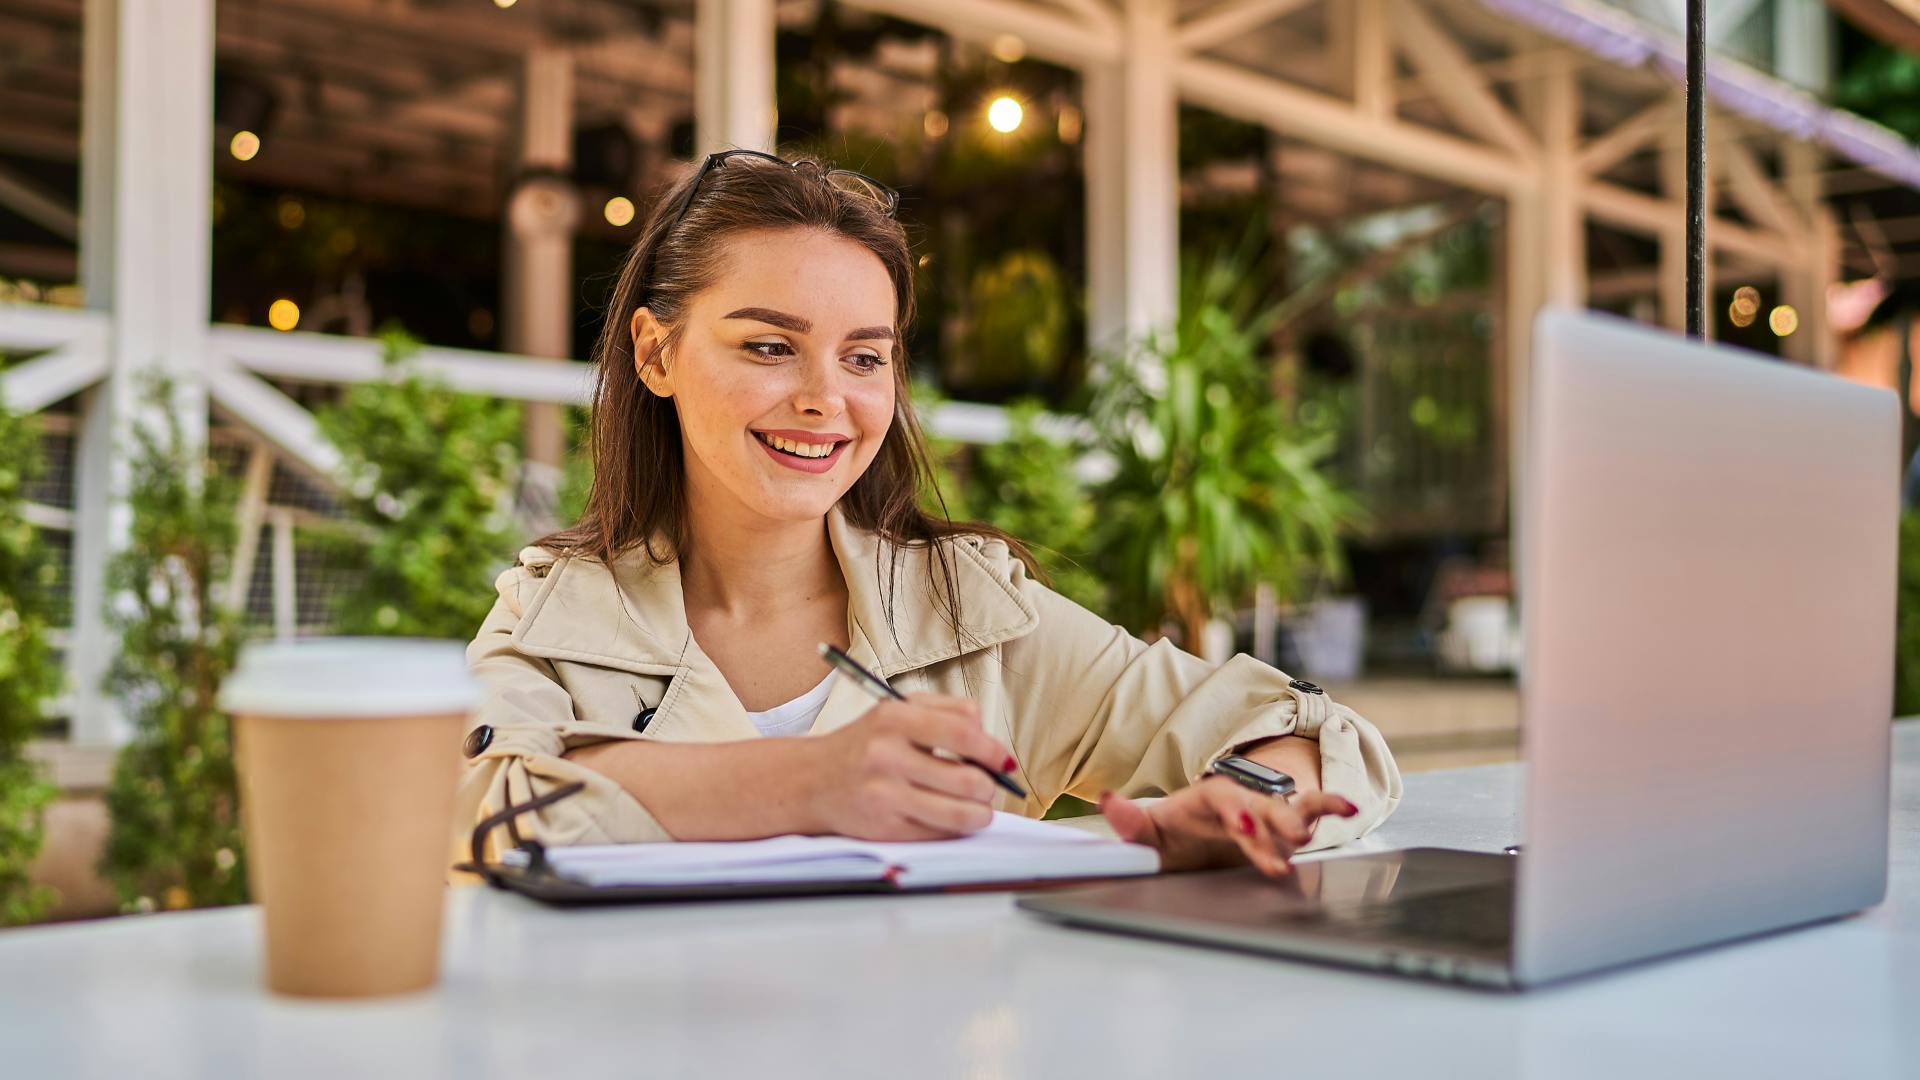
[1289,679,1324,696]
[633,707,658,733]
[463,724,493,758]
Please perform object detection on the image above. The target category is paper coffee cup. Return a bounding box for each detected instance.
[220,638,481,998]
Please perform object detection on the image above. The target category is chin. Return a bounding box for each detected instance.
[750,486,846,522]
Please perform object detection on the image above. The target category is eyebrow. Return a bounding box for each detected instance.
[722,307,895,342]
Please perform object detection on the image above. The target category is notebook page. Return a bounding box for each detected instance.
[527,834,886,887]
[841,812,1160,888]
[523,812,1159,889]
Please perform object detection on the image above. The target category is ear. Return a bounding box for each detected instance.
[631,306,672,397]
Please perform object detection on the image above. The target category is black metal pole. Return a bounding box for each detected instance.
[1685,0,1706,339]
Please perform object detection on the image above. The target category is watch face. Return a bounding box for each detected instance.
[1215,756,1294,795]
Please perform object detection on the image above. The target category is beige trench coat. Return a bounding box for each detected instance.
[457,504,1402,862]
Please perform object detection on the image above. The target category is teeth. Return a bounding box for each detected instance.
[758,433,838,459]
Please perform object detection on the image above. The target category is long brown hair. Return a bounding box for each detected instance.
[538,152,1045,658]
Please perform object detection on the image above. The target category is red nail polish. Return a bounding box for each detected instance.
[1342,798,1359,817]
[1002,755,1017,773]
[1238,810,1257,837]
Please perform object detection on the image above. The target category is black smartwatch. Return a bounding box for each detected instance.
[1208,754,1297,798]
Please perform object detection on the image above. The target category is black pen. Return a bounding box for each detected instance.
[816,642,1028,799]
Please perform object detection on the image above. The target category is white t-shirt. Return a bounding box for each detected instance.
[744,669,837,738]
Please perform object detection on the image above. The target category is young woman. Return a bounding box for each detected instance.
[460,151,1401,876]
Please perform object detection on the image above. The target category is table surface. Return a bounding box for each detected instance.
[6,723,1917,1080]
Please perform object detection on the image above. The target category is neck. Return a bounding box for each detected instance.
[678,493,845,621]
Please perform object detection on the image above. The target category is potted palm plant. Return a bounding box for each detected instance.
[1087,252,1364,661]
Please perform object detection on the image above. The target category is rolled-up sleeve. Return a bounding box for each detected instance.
[999,555,1401,852]
[454,563,673,864]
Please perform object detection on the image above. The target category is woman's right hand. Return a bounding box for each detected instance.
[801,693,1013,841]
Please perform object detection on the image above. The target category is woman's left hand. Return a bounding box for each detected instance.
[1098,778,1358,878]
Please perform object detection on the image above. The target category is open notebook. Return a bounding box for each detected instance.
[500,811,1162,891]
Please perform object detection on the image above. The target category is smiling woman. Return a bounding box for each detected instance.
[457,153,1401,873]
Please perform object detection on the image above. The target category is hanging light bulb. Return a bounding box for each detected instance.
[987,96,1024,133]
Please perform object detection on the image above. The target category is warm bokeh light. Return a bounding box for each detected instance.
[991,35,1026,63]
[229,130,260,161]
[1729,300,1756,327]
[493,0,518,8]
[1769,304,1799,337]
[1058,104,1083,145]
[276,198,305,230]
[987,96,1024,133]
[604,196,636,227]
[923,110,949,138]
[267,299,300,332]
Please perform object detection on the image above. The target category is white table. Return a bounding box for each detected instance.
[7,723,1916,1080]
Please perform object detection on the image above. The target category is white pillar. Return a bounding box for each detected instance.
[70,0,215,745]
[504,46,580,470]
[1773,0,1831,94]
[695,0,775,155]
[1083,63,1127,358]
[1523,55,1584,310]
[1505,54,1580,584]
[1084,0,1179,357]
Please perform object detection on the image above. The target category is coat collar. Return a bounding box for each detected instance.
[511,504,1039,683]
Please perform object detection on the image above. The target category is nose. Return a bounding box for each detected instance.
[791,350,847,417]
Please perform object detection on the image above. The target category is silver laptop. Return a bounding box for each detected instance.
[1018,308,1902,989]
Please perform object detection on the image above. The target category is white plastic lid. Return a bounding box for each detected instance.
[218,637,482,719]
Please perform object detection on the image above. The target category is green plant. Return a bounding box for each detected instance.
[100,378,248,912]
[313,328,523,639]
[911,380,975,523]
[0,385,59,924]
[956,250,1068,392]
[1834,42,1920,143]
[910,385,1103,611]
[968,400,1104,612]
[1088,250,1365,648]
[554,406,594,530]
[1897,512,1920,718]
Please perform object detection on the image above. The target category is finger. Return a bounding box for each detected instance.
[1097,790,1161,849]
[1199,783,1290,878]
[902,709,1016,776]
[897,784,995,837]
[1285,792,1359,835]
[897,745,998,804]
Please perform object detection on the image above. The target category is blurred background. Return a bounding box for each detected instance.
[0,0,1915,923]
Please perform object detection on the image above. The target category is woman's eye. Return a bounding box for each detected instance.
[743,342,887,374]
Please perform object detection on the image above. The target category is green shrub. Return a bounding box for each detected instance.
[957,250,1068,392]
[313,328,523,639]
[0,386,59,924]
[1087,257,1365,648]
[968,400,1104,612]
[99,380,248,912]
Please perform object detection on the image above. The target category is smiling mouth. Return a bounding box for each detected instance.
[753,431,848,459]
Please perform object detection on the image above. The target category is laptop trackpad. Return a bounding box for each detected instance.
[1020,848,1515,958]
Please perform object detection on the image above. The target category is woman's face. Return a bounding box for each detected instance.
[634,226,898,527]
